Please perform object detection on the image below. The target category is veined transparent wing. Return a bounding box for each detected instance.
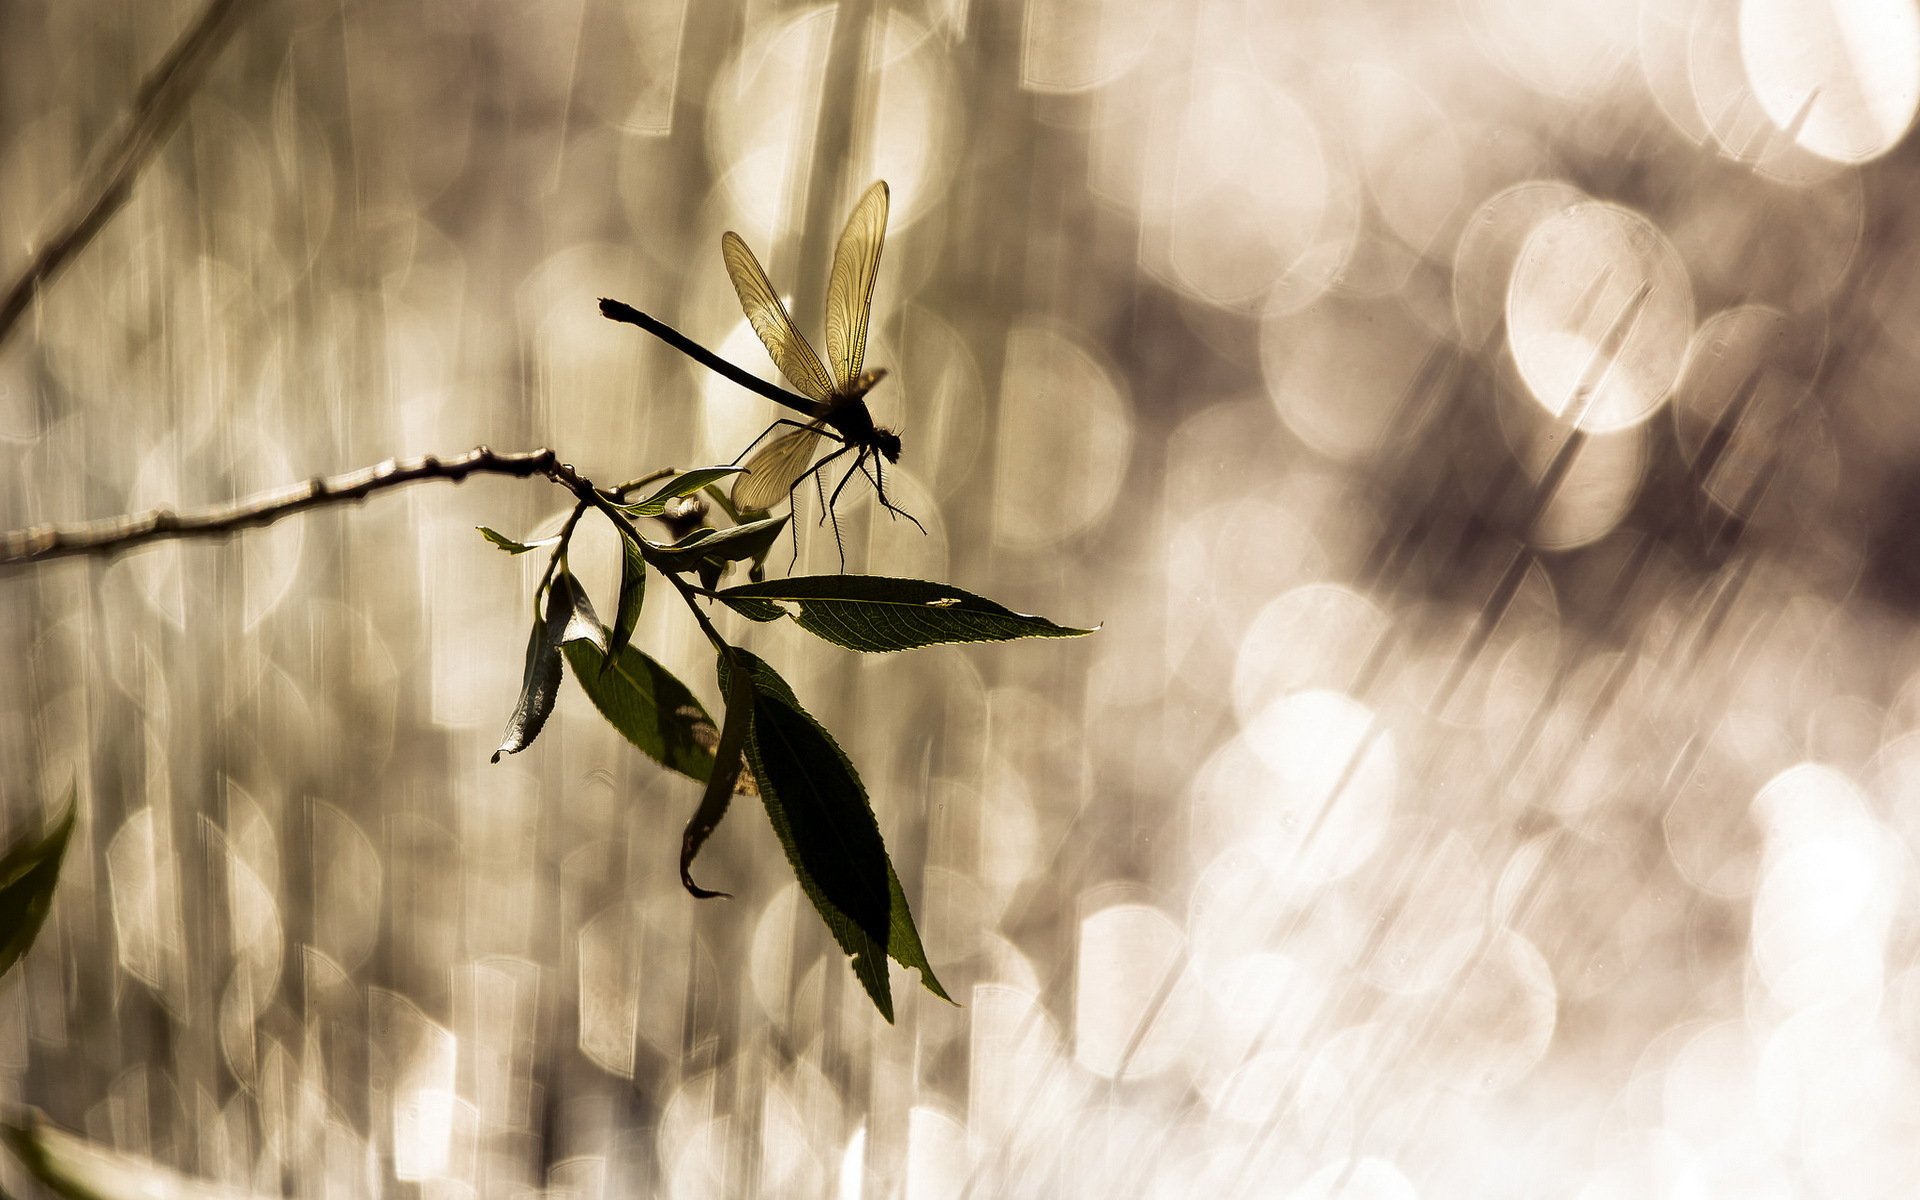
[721,231,836,406]
[733,424,826,512]
[825,181,889,391]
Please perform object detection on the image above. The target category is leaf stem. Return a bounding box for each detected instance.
[567,486,733,656]
[537,499,591,596]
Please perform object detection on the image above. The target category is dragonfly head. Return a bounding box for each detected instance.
[874,427,902,463]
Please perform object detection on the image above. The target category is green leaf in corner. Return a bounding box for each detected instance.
[720,650,948,1019]
[715,575,1096,652]
[0,787,76,982]
[477,526,559,555]
[4,1111,273,1200]
[603,529,648,672]
[492,573,576,761]
[619,467,746,517]
[562,627,726,788]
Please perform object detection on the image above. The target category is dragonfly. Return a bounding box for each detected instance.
[600,179,922,560]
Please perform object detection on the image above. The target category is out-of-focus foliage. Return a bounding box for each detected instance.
[0,785,72,981]
[4,1113,270,1200]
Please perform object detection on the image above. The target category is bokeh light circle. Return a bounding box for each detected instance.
[1506,202,1694,431]
[1739,0,1920,164]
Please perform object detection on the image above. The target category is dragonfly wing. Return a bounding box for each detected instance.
[721,231,836,405]
[824,180,889,391]
[733,425,826,512]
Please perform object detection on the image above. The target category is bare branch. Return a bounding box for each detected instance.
[1,447,575,566]
[0,0,261,349]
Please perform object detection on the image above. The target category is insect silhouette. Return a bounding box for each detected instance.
[600,180,922,563]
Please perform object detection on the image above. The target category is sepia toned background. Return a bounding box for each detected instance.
[5,0,1920,1195]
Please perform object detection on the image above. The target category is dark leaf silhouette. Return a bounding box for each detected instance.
[0,786,76,981]
[716,575,1094,652]
[603,529,648,671]
[721,649,947,1019]
[492,573,577,761]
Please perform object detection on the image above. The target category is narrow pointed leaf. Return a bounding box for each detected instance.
[602,530,648,673]
[680,655,756,899]
[492,573,575,761]
[477,526,558,555]
[647,515,790,575]
[620,467,747,517]
[721,650,947,1018]
[0,787,76,981]
[716,575,1096,652]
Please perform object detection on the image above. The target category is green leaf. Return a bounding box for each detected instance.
[619,467,746,517]
[680,656,756,899]
[647,515,789,576]
[4,1111,274,1200]
[0,787,76,981]
[603,529,648,672]
[715,575,1096,652]
[721,650,947,1019]
[492,573,576,761]
[713,594,787,623]
[562,632,721,788]
[477,526,558,555]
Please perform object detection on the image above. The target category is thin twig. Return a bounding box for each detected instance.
[1,446,569,566]
[0,0,260,349]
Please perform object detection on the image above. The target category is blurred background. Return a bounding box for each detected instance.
[5,0,1920,1195]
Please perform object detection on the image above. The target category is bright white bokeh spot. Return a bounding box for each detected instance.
[1506,203,1693,431]
[1663,1021,1765,1147]
[373,989,459,1181]
[1750,821,1898,1010]
[1453,180,1589,349]
[903,1106,967,1200]
[1199,690,1397,886]
[1416,930,1558,1093]
[1074,903,1198,1079]
[969,984,1086,1155]
[1362,821,1490,996]
[1291,1156,1420,1200]
[1232,584,1391,724]
[1104,68,1341,311]
[1740,0,1920,164]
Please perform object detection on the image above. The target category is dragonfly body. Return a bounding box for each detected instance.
[601,180,916,542]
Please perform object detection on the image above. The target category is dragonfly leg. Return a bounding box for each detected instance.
[867,453,927,535]
[827,449,866,511]
[824,494,847,569]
